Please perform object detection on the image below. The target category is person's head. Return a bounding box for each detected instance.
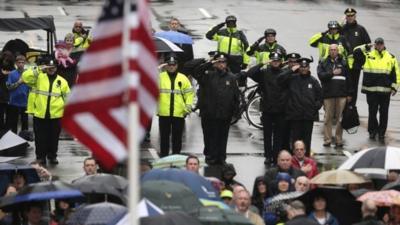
[277,150,292,171]
[212,52,228,71]
[391,205,400,222]
[374,37,385,52]
[294,176,310,192]
[264,28,277,44]
[25,204,44,225]
[255,177,267,196]
[42,57,57,75]
[297,58,312,75]
[286,200,306,220]
[83,157,98,175]
[329,44,339,59]
[313,195,327,212]
[185,155,200,174]
[225,15,237,28]
[140,159,152,174]
[361,199,377,217]
[73,20,83,34]
[169,18,181,31]
[222,163,237,181]
[327,21,340,35]
[11,171,26,190]
[165,55,179,73]
[293,140,306,160]
[344,8,357,24]
[64,33,75,47]
[388,170,400,182]
[269,52,282,68]
[235,190,251,213]
[220,189,233,205]
[15,55,26,71]
[287,53,301,68]
[276,172,292,193]
[232,184,246,199]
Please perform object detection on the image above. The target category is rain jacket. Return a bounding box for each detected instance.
[341,21,371,69]
[247,42,287,64]
[309,211,339,225]
[309,32,349,60]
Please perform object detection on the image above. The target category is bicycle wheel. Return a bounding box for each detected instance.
[246,95,263,129]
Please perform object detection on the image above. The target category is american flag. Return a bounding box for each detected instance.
[62,0,158,170]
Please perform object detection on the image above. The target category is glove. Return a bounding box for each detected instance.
[241,63,248,70]
[252,36,264,47]
[321,30,329,36]
[365,43,373,51]
[217,22,225,28]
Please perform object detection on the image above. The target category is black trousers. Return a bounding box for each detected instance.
[6,105,28,134]
[33,117,61,160]
[262,112,287,163]
[202,117,230,163]
[366,93,390,136]
[350,68,361,105]
[0,103,8,131]
[290,120,314,157]
[158,116,185,157]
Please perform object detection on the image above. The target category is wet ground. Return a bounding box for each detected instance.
[1,0,400,190]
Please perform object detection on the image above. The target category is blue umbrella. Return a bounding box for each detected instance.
[141,168,219,200]
[155,31,193,45]
[0,162,40,195]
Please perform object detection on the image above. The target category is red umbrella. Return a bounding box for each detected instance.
[358,190,400,207]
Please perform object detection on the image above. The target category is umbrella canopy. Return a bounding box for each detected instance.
[72,173,128,192]
[141,180,202,212]
[140,212,203,225]
[190,206,253,225]
[67,202,127,225]
[339,146,400,175]
[153,36,183,53]
[311,169,370,185]
[297,187,361,225]
[155,31,193,44]
[0,162,41,195]
[0,131,29,156]
[357,190,400,207]
[382,179,400,191]
[138,198,164,217]
[152,154,205,169]
[141,168,219,200]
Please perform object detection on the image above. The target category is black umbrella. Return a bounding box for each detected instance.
[190,206,253,225]
[67,202,127,225]
[0,162,40,196]
[72,173,128,192]
[71,181,126,205]
[297,187,361,225]
[140,211,203,225]
[153,36,183,53]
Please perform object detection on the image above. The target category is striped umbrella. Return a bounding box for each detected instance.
[338,146,400,176]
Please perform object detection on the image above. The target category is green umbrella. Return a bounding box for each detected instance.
[141,180,202,212]
[191,206,253,225]
[152,154,205,169]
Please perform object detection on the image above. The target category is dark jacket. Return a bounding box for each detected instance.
[277,69,322,121]
[193,62,240,119]
[252,176,268,216]
[317,55,353,99]
[264,166,305,188]
[245,64,288,113]
[341,21,371,54]
[287,215,320,225]
[309,212,339,225]
[352,216,384,225]
[247,42,287,59]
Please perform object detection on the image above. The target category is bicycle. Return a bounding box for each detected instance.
[231,84,263,129]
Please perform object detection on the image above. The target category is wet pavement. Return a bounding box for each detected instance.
[1,0,400,190]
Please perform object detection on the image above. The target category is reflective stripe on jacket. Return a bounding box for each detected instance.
[22,68,70,119]
[158,71,194,118]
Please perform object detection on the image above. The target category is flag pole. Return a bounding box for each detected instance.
[123,0,139,224]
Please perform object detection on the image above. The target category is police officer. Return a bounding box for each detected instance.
[278,58,322,156]
[158,56,194,157]
[22,56,70,165]
[285,53,301,70]
[309,21,349,60]
[354,38,400,142]
[247,29,287,64]
[205,15,249,86]
[244,52,288,166]
[341,8,371,106]
[193,53,240,165]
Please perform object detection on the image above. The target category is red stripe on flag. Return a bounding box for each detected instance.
[64,94,123,116]
[87,33,122,53]
[78,64,122,84]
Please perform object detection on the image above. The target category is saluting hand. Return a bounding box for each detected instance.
[291,64,301,72]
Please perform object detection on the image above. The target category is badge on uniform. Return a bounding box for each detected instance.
[354,31,359,37]
[308,83,312,89]
[226,81,230,85]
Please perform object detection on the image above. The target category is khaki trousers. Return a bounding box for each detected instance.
[323,97,347,144]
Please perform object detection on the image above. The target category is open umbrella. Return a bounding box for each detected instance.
[138,198,164,217]
[155,31,193,45]
[297,187,361,225]
[0,162,41,195]
[152,154,205,169]
[310,169,370,185]
[357,190,400,207]
[190,206,253,225]
[66,202,127,225]
[0,131,28,156]
[141,180,202,212]
[382,179,400,191]
[72,173,128,192]
[71,181,126,205]
[140,212,203,225]
[141,168,219,200]
[153,37,183,53]
[339,146,400,176]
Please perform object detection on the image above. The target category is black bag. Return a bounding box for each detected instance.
[341,104,360,134]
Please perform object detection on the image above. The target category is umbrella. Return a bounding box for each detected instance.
[138,198,164,217]
[199,198,230,209]
[139,212,203,225]
[71,181,126,205]
[0,181,83,211]
[339,146,400,176]
[155,31,193,44]
[153,36,183,53]
[382,179,400,191]
[0,162,41,195]
[310,169,370,185]
[152,154,205,169]
[0,131,28,157]
[66,202,127,225]
[190,206,253,225]
[141,180,202,212]
[297,187,361,225]
[141,168,219,200]
[357,190,400,207]
[72,173,128,192]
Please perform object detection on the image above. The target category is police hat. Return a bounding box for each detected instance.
[264,28,277,36]
[287,53,301,60]
[374,37,384,44]
[344,8,357,16]
[269,52,282,61]
[225,15,237,23]
[327,21,340,29]
[213,52,228,62]
[297,57,313,67]
[166,55,178,65]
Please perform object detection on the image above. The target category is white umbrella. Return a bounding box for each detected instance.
[153,36,183,53]
[113,198,164,225]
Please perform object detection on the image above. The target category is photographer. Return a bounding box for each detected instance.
[72,20,91,50]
